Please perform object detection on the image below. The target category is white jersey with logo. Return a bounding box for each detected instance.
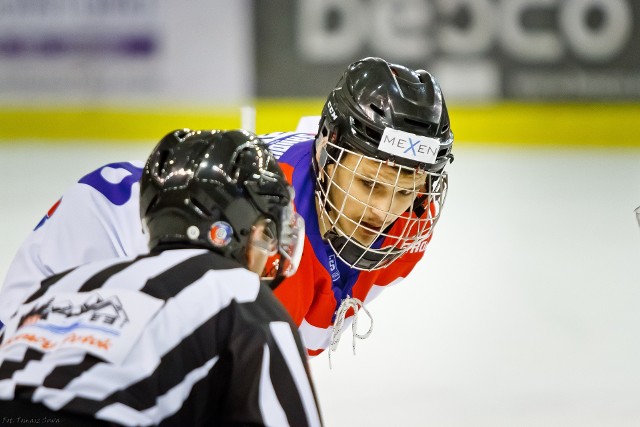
[0,161,148,324]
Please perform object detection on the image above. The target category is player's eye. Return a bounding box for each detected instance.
[359,178,375,189]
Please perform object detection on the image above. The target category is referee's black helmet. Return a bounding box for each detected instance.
[139,129,303,285]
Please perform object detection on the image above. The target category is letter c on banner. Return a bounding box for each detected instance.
[560,0,632,61]
[500,0,563,62]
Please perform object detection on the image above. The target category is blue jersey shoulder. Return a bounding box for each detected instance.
[78,161,143,206]
[34,162,143,231]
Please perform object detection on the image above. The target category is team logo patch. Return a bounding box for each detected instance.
[0,290,163,364]
[34,198,62,230]
[209,221,233,247]
[328,254,341,281]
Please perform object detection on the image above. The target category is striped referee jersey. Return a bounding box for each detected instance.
[0,248,322,426]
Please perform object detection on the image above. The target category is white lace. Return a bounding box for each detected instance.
[328,296,373,368]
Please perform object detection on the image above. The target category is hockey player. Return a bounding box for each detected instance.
[0,57,454,357]
[0,129,321,426]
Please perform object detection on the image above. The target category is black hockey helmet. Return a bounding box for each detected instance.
[140,129,304,284]
[317,56,453,172]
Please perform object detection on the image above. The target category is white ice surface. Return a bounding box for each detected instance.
[1,142,640,426]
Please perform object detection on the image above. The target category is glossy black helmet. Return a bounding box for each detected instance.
[140,129,304,283]
[318,56,453,172]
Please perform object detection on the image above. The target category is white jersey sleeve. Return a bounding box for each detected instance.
[295,116,321,134]
[259,131,316,160]
[0,161,149,323]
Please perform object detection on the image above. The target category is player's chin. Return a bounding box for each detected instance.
[352,229,379,247]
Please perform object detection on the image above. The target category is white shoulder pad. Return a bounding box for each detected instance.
[259,132,314,160]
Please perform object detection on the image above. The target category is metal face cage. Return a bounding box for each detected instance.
[316,140,449,271]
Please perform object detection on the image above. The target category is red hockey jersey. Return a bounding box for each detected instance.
[263,132,429,357]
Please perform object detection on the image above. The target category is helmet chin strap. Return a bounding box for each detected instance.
[324,230,402,271]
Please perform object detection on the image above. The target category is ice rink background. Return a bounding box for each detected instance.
[1,141,640,426]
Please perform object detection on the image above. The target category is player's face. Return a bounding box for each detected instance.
[323,153,425,246]
[246,221,277,275]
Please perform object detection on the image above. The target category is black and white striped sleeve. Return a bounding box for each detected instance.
[222,287,323,427]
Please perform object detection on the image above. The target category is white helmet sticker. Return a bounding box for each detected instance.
[378,128,440,164]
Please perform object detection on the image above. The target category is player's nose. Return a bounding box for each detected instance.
[364,203,389,227]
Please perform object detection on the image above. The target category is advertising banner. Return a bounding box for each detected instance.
[255,0,640,101]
